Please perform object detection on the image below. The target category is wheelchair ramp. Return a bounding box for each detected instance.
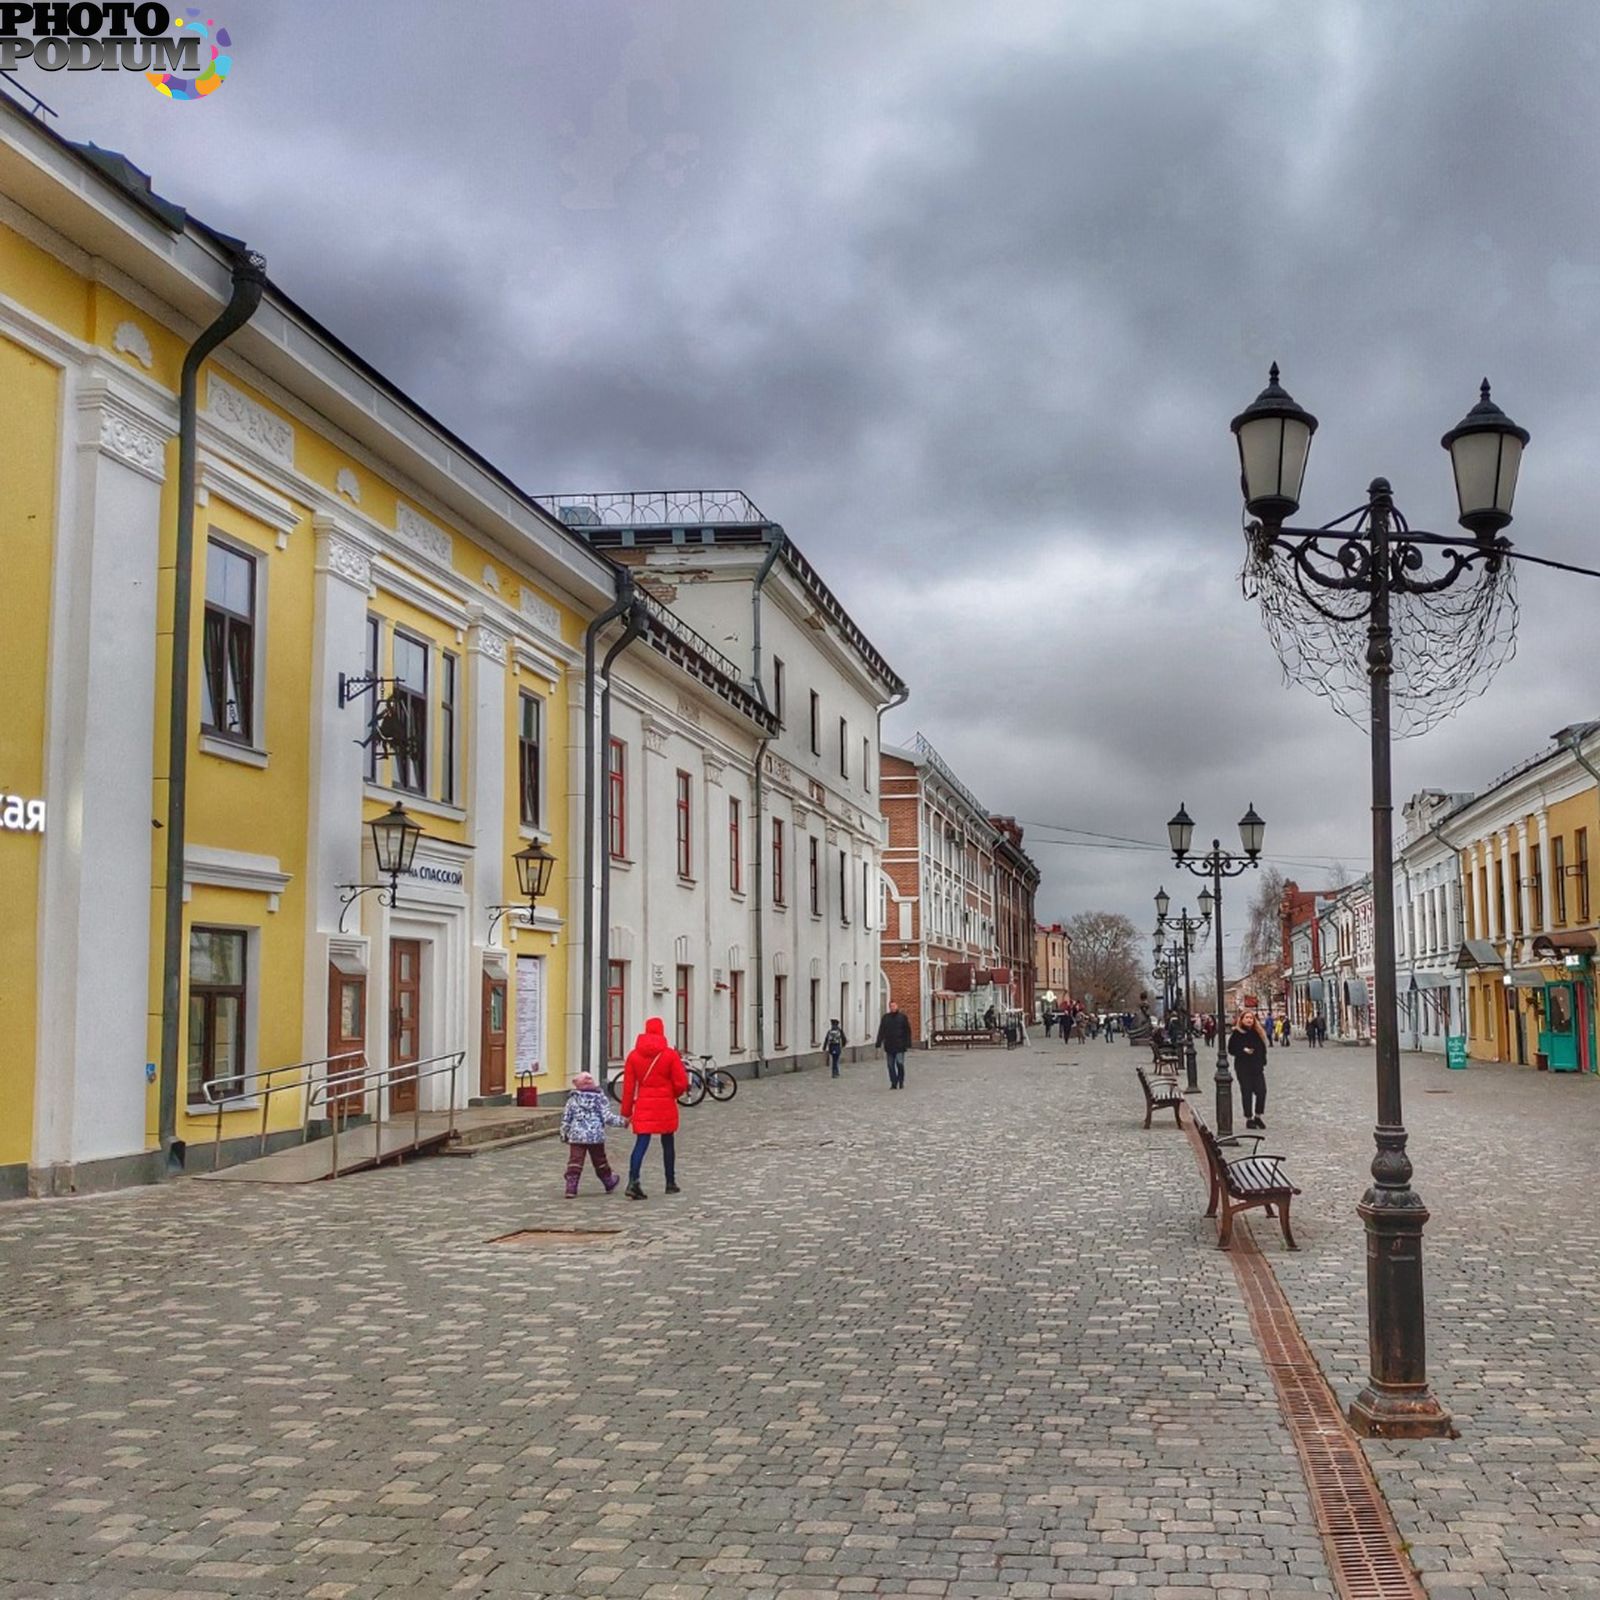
[195,1114,459,1183]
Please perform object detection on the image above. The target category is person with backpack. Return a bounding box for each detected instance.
[824,1017,845,1078]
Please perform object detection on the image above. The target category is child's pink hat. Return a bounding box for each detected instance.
[571,1072,599,1091]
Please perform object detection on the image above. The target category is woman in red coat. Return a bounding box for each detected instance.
[620,1016,689,1199]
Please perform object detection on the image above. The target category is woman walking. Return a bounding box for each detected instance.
[620,1015,689,1199]
[1228,1009,1271,1130]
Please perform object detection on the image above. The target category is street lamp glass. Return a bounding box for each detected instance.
[513,839,558,902]
[1238,803,1266,859]
[1197,885,1215,921]
[369,802,423,880]
[1154,886,1171,919]
[1168,803,1195,859]
[1230,362,1318,524]
[1441,379,1529,539]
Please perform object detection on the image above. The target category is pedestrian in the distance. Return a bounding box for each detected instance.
[1202,1014,1217,1047]
[824,1017,845,1078]
[1280,1016,1292,1047]
[620,1016,689,1199]
[559,1072,625,1197]
[1060,1007,1075,1044]
[1043,1010,1055,1038]
[875,999,912,1090]
[1104,1012,1119,1043]
[1228,1010,1271,1130]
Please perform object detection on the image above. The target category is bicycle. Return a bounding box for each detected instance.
[678,1053,737,1107]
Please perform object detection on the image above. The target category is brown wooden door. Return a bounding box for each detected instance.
[326,963,367,1119]
[389,938,422,1114]
[481,971,507,1096]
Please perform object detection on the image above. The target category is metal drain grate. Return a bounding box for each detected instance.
[1180,1112,1425,1600]
[488,1227,624,1246]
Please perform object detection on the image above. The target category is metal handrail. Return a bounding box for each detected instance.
[205,1048,464,1174]
[204,1050,365,1171]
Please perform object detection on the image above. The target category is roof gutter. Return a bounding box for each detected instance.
[748,525,786,1076]
[157,246,268,1170]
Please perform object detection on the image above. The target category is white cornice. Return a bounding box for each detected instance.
[372,554,471,634]
[199,451,300,545]
[183,845,292,912]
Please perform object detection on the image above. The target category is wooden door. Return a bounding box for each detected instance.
[326,963,367,1118]
[481,971,507,1096]
[389,938,422,1114]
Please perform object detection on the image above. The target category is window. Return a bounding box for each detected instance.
[606,961,626,1062]
[863,861,872,930]
[773,974,787,1051]
[607,738,627,859]
[729,797,743,893]
[809,977,820,1045]
[188,926,247,1102]
[1579,828,1591,922]
[201,539,256,744]
[773,657,785,727]
[863,736,871,792]
[729,970,744,1051]
[809,836,821,916]
[1530,842,1543,930]
[676,770,693,879]
[392,632,429,794]
[839,850,849,925]
[440,652,458,805]
[772,818,786,907]
[1555,835,1568,925]
[1511,852,1522,935]
[364,616,381,782]
[839,980,849,1038]
[809,691,821,756]
[674,966,691,1054]
[839,717,849,778]
[518,693,543,829]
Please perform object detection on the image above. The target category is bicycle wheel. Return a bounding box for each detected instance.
[678,1066,707,1108]
[706,1068,737,1102]
[605,1068,624,1102]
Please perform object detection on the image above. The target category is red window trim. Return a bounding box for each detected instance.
[607,738,627,859]
[772,818,786,906]
[675,768,693,879]
[729,796,743,893]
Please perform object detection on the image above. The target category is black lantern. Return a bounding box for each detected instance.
[1238,804,1266,860]
[1168,803,1195,860]
[1196,885,1215,922]
[1231,362,1318,525]
[1154,885,1171,920]
[1441,379,1529,539]
[369,802,423,881]
[513,839,558,904]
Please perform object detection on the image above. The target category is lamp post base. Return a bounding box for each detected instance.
[1347,1380,1454,1439]
[1184,1042,1199,1092]
[1214,1064,1234,1135]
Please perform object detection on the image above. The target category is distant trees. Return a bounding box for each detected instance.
[1064,910,1143,1009]
[1240,866,1288,972]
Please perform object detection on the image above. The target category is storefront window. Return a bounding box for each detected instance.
[188,927,247,1102]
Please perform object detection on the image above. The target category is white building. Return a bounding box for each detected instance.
[545,492,908,1073]
[1397,790,1472,1054]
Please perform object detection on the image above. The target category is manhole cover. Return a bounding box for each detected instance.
[488,1227,624,1246]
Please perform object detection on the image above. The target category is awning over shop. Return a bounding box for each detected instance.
[1407,971,1453,991]
[1506,968,1546,989]
[1456,939,1501,969]
[1344,977,1369,1008]
[1531,931,1597,960]
[1307,976,1326,1002]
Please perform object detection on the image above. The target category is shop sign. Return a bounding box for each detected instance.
[1446,1035,1468,1071]
[402,863,463,887]
[1,793,46,833]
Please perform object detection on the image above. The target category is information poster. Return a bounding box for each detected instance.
[515,955,545,1078]
[1446,1035,1468,1071]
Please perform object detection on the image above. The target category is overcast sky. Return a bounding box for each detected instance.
[23,0,1600,970]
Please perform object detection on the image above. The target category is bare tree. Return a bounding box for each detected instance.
[1064,910,1143,1009]
[1239,866,1287,972]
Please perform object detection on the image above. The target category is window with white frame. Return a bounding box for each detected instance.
[392,631,429,794]
[202,539,257,745]
[519,693,543,829]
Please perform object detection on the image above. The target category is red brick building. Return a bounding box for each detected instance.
[879,734,1038,1038]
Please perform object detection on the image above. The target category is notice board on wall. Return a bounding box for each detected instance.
[515,954,545,1078]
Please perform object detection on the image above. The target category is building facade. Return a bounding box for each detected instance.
[1034,922,1072,1017]
[878,734,1037,1037]
[1396,790,1471,1055]
[546,494,907,1067]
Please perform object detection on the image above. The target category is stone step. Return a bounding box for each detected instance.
[445,1108,562,1148]
[439,1125,563,1158]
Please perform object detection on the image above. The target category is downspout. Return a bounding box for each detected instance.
[876,684,909,1032]
[748,526,785,1077]
[157,249,268,1169]
[595,598,649,1068]
[579,571,637,1074]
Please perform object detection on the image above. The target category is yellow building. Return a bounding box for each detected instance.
[1446,722,1600,1072]
[0,98,625,1193]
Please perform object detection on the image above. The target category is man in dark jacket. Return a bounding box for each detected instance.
[875,1000,913,1089]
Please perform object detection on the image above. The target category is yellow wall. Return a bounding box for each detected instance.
[0,333,58,1171]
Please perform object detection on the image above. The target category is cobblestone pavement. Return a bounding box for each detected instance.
[0,1039,1334,1600]
[1257,1038,1600,1600]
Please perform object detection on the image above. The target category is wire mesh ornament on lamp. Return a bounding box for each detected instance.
[1242,499,1518,737]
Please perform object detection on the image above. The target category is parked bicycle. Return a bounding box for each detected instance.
[605,1053,736,1106]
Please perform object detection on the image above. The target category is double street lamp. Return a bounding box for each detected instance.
[1168,803,1265,1134]
[1154,890,1209,1090]
[1229,363,1530,1440]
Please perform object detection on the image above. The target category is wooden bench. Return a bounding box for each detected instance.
[1189,1115,1301,1251]
[1135,1066,1184,1130]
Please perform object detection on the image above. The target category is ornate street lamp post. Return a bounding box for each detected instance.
[1156,891,1209,1091]
[337,802,425,932]
[487,838,559,942]
[1230,363,1529,1440]
[1169,803,1264,1134]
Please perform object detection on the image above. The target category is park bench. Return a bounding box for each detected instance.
[1135,1066,1184,1129]
[1188,1114,1301,1251]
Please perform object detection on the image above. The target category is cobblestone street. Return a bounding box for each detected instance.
[0,1036,1595,1599]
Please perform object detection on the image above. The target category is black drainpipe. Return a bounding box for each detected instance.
[157,249,268,1170]
[748,527,786,1076]
[580,572,636,1074]
[594,597,650,1069]
[875,684,909,1030]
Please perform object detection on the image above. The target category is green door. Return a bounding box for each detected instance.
[1540,982,1580,1071]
